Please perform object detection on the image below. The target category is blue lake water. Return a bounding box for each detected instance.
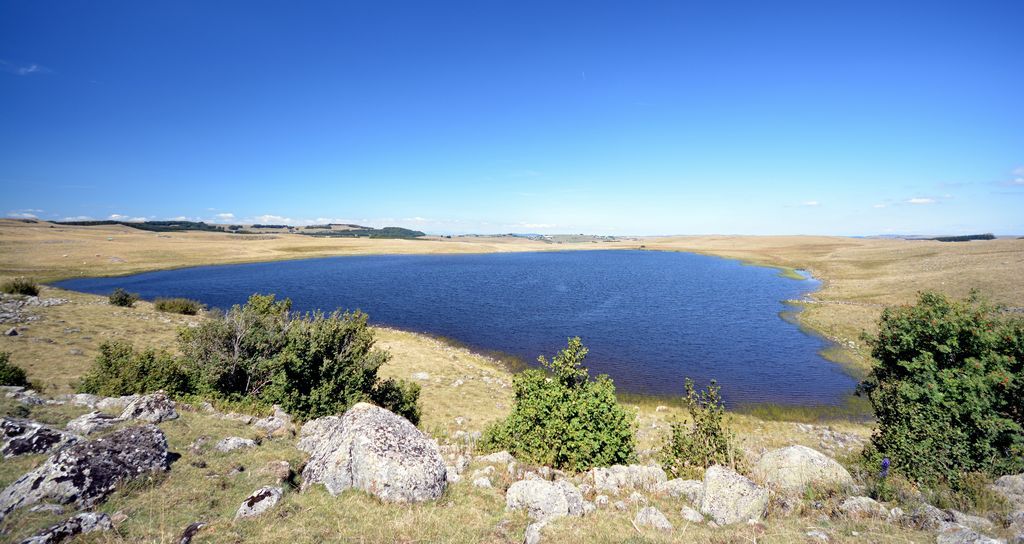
[53,250,857,405]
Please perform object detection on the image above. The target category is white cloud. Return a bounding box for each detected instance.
[800,200,820,207]
[872,203,888,209]
[0,60,51,76]
[1013,166,1024,176]
[108,214,147,222]
[61,216,94,221]
[6,212,37,218]
[215,213,235,220]
[906,197,936,205]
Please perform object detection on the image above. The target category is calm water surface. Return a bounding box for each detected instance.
[54,250,856,405]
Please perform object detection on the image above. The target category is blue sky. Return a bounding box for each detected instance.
[2,1,1022,235]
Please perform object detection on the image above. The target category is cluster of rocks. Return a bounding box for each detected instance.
[0,294,69,324]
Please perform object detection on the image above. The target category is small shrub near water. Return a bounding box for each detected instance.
[858,291,1024,492]
[108,288,140,307]
[154,297,203,315]
[78,341,194,397]
[1,277,39,296]
[0,351,31,387]
[661,378,743,479]
[480,337,636,471]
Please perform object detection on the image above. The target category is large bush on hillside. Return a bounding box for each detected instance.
[859,292,1024,489]
[0,352,31,387]
[480,337,635,471]
[78,342,194,396]
[662,379,743,479]
[178,294,420,422]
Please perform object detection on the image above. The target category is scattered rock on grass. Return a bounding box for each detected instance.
[506,480,584,521]
[65,411,119,435]
[214,437,257,452]
[18,512,111,544]
[119,392,178,423]
[590,464,667,494]
[235,486,283,519]
[752,445,853,493]
[1,417,79,458]
[655,478,703,503]
[634,506,673,531]
[680,505,704,523]
[699,465,769,526]
[838,496,888,520]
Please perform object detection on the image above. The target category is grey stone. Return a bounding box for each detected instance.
[655,478,704,503]
[253,405,292,437]
[235,486,283,519]
[0,425,169,521]
[472,477,492,488]
[699,465,769,525]
[119,392,177,423]
[95,395,138,411]
[1,417,79,458]
[590,464,667,494]
[838,496,888,519]
[634,506,673,531]
[65,411,120,435]
[949,509,995,533]
[214,437,257,453]
[524,520,546,544]
[752,445,853,493]
[994,474,1024,509]
[19,512,111,544]
[680,505,704,523]
[805,529,830,543]
[477,450,516,465]
[300,403,446,503]
[908,503,954,531]
[554,480,584,516]
[936,522,1003,544]
[506,479,583,521]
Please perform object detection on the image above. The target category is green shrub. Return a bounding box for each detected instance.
[858,291,1024,490]
[154,297,203,315]
[480,337,636,471]
[178,293,420,422]
[0,352,31,387]
[1,277,39,296]
[108,288,139,307]
[77,341,195,396]
[661,379,743,479]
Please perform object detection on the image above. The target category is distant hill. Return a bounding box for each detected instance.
[54,220,234,233]
[301,225,425,239]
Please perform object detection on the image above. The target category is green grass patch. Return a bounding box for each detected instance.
[154,297,204,315]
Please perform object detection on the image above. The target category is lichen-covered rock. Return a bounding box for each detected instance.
[699,465,769,525]
[1,417,79,458]
[300,403,446,503]
[214,437,257,453]
[252,405,292,437]
[680,505,704,523]
[949,509,995,533]
[235,486,283,519]
[95,395,138,411]
[994,474,1024,509]
[634,506,673,531]
[18,512,111,544]
[554,480,584,516]
[906,503,955,531]
[655,478,703,503]
[838,496,888,519]
[119,392,177,423]
[506,480,572,521]
[0,425,170,521]
[296,415,339,452]
[524,520,546,544]
[752,445,853,493]
[66,411,120,435]
[936,522,1003,544]
[477,451,516,465]
[590,464,667,494]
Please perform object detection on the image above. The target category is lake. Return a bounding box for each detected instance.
[54,250,857,405]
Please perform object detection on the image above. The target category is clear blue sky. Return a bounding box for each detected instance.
[2,1,1022,235]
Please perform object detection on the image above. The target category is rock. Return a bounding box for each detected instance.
[110,511,128,526]
[752,445,853,493]
[119,392,178,423]
[1,417,79,458]
[235,486,283,519]
[889,507,906,523]
[411,372,430,381]
[936,522,1003,544]
[477,450,516,464]
[590,464,667,494]
[264,461,292,484]
[628,491,646,504]
[214,437,257,452]
[699,465,769,526]
[253,405,292,437]
[5,327,17,336]
[838,496,888,519]
[613,500,627,511]
[806,529,830,543]
[655,478,703,503]
[65,411,120,435]
[29,504,65,515]
[296,415,340,452]
[473,477,492,488]
[908,503,954,531]
[222,412,255,425]
[994,474,1024,509]
[19,512,112,544]
[6,389,45,405]
[583,501,596,515]
[301,403,446,503]
[634,506,673,531]
[0,425,170,521]
[595,495,609,507]
[95,395,138,411]
[178,522,206,544]
[66,394,99,408]
[949,509,995,533]
[680,505,704,523]
[554,480,584,516]
[506,480,582,521]
[524,520,546,544]
[446,466,462,484]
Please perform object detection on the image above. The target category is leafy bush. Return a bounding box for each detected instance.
[178,294,420,422]
[1,277,39,296]
[0,352,31,387]
[858,291,1024,490]
[480,337,635,471]
[108,288,139,307]
[661,379,743,479]
[77,341,195,396]
[154,297,204,315]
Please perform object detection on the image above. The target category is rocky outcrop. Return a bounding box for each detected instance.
[838,496,888,519]
[634,506,673,531]
[95,395,138,411]
[214,437,257,452]
[994,474,1024,509]
[253,405,292,437]
[0,425,170,521]
[477,451,516,465]
[1,417,79,458]
[752,445,853,493]
[654,478,703,503]
[590,464,667,494]
[65,411,120,435]
[506,479,584,521]
[680,505,704,523]
[119,392,178,423]
[18,512,111,544]
[300,403,446,503]
[235,486,283,519]
[936,522,1003,544]
[699,465,769,526]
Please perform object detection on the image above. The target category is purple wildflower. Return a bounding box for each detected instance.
[880,457,890,479]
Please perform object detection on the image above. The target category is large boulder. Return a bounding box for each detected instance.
[300,403,446,503]
[752,445,853,493]
[634,506,673,531]
[1,417,79,458]
[590,464,667,494]
[119,392,178,423]
[505,480,584,521]
[0,425,170,521]
[994,474,1024,509]
[699,465,769,526]
[65,411,120,435]
[18,512,112,544]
